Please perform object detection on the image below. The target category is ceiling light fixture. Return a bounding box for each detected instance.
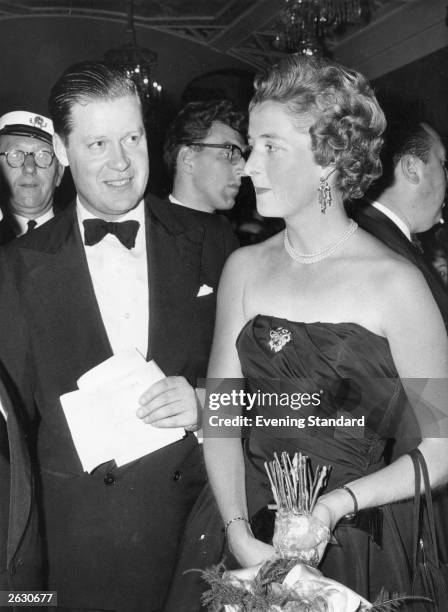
[104,0,162,108]
[274,0,373,56]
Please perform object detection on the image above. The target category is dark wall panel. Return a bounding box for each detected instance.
[0,17,248,115]
[373,46,448,138]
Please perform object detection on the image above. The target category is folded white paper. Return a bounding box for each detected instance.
[61,350,184,472]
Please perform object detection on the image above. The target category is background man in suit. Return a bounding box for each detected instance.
[0,365,42,593]
[0,61,236,611]
[349,121,448,322]
[350,121,448,564]
[163,99,246,214]
[0,111,64,245]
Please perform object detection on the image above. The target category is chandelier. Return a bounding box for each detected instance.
[274,0,373,56]
[104,0,162,108]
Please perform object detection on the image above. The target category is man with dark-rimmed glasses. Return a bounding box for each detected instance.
[163,99,247,214]
[0,111,64,245]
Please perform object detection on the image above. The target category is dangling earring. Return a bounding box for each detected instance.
[318,168,337,214]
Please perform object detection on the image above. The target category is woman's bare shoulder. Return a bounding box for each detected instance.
[224,232,284,275]
[353,229,422,277]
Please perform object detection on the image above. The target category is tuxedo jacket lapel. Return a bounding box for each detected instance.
[18,204,112,390]
[146,196,204,377]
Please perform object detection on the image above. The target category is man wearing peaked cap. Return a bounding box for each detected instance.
[0,110,64,245]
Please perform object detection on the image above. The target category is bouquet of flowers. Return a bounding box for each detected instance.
[202,557,423,611]
[201,452,431,611]
[265,452,331,566]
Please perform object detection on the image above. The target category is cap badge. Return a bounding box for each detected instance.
[29,115,47,130]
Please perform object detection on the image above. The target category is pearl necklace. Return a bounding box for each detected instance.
[284,220,358,264]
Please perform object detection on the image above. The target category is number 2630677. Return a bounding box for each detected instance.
[0,591,57,606]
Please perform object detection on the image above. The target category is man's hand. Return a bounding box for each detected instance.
[137,376,201,431]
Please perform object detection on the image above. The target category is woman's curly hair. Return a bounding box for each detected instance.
[250,55,386,200]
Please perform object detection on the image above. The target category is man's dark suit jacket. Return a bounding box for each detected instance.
[350,201,448,564]
[0,194,237,611]
[0,367,42,592]
[0,214,20,246]
[351,202,448,324]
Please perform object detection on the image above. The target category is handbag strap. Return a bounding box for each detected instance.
[409,448,440,573]
[416,449,438,556]
[410,449,422,574]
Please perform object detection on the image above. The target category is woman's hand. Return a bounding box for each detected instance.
[311,499,337,531]
[228,528,275,568]
[312,488,355,531]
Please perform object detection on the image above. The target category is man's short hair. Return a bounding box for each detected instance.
[48,61,139,141]
[163,99,247,178]
[369,121,435,197]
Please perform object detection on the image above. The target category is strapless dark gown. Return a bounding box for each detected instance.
[165,314,414,610]
[238,315,411,601]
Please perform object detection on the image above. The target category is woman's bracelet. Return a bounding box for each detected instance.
[224,516,251,536]
[337,484,358,519]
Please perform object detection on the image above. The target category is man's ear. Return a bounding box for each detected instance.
[53,133,69,168]
[55,161,65,187]
[399,154,422,186]
[176,145,195,175]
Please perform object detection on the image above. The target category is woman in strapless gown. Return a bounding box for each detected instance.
[203,55,448,603]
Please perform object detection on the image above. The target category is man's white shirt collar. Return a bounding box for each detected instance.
[14,207,54,235]
[371,200,412,241]
[169,194,185,207]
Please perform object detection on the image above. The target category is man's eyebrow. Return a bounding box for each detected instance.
[84,133,107,141]
[83,127,144,140]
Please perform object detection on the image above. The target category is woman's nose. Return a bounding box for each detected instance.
[243,150,259,178]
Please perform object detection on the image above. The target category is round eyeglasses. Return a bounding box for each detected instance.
[0,149,55,169]
[187,142,246,166]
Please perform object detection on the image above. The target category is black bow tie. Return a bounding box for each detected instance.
[83,219,140,249]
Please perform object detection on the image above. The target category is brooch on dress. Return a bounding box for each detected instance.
[269,327,291,353]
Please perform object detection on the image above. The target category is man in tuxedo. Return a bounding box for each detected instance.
[163,99,246,215]
[350,121,448,322]
[0,365,42,592]
[0,111,64,245]
[0,62,237,611]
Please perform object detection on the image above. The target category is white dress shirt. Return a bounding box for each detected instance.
[371,200,412,241]
[14,207,54,235]
[77,199,149,357]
